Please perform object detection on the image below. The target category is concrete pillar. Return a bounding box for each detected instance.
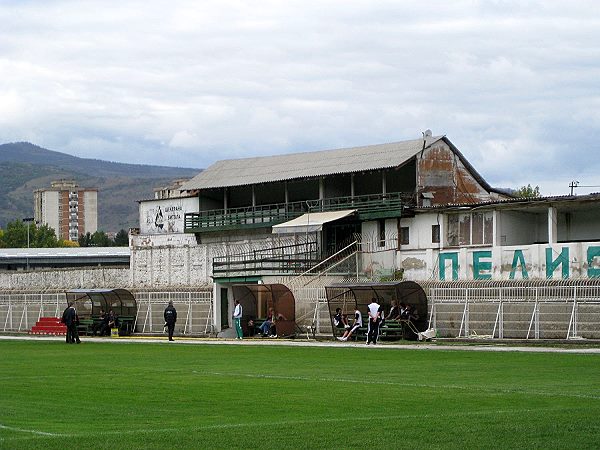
[548,206,557,244]
[382,171,387,195]
[319,177,324,200]
[350,174,355,197]
[252,186,256,207]
[223,188,228,213]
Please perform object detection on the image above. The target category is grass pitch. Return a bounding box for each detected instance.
[1,340,599,449]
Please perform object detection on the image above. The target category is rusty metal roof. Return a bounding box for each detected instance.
[181,136,444,190]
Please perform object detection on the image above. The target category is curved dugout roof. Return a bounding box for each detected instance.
[325,281,428,334]
[232,284,296,337]
[65,289,137,319]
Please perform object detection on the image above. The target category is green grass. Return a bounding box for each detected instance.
[1,340,599,449]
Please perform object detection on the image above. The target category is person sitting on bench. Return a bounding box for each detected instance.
[387,300,400,320]
[259,308,276,336]
[91,309,106,336]
[338,308,362,341]
[333,308,350,330]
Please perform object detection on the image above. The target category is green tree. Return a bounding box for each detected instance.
[90,230,111,247]
[78,232,93,247]
[113,229,129,246]
[0,220,61,248]
[514,184,541,198]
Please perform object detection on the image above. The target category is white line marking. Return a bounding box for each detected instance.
[198,370,600,401]
[0,424,63,436]
[0,406,576,442]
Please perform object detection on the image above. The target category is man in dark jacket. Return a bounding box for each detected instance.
[61,302,81,344]
[164,301,177,341]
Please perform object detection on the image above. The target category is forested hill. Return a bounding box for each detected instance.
[0,142,200,232]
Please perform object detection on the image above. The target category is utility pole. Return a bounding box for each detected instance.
[569,181,579,196]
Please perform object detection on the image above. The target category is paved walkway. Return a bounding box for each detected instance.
[2,334,600,353]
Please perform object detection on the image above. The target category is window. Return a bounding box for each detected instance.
[378,219,386,247]
[432,224,440,244]
[400,226,410,245]
[447,212,493,246]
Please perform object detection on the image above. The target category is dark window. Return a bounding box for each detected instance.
[400,226,410,245]
[432,224,440,244]
[378,219,386,247]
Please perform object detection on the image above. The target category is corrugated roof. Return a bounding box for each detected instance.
[181,136,444,190]
[0,247,130,258]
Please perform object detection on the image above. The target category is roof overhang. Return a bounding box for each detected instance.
[272,209,356,234]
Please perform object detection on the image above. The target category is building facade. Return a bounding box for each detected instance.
[34,180,98,241]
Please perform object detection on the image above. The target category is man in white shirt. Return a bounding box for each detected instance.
[233,300,243,340]
[366,298,381,345]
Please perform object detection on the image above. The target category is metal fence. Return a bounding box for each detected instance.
[421,280,600,340]
[0,290,214,336]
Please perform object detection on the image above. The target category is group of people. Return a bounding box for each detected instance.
[333,298,419,344]
[91,309,120,336]
[232,302,287,339]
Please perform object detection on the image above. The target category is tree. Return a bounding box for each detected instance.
[78,232,93,247]
[113,229,129,247]
[0,220,61,248]
[514,184,541,198]
[90,230,111,247]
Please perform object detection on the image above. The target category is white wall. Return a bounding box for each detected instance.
[400,241,600,281]
[139,197,198,234]
[43,191,60,236]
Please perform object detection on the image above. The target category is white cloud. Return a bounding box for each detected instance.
[0,0,599,194]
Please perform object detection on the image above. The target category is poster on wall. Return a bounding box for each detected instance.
[140,197,197,234]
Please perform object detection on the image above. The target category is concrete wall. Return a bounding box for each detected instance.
[0,267,130,290]
[400,241,600,281]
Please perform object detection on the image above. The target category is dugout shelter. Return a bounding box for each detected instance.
[231,283,296,337]
[65,288,137,319]
[325,281,428,339]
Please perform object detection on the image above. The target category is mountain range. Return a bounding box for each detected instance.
[0,142,200,232]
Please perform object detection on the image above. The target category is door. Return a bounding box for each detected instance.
[220,288,229,329]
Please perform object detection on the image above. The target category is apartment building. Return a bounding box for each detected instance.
[34,180,98,241]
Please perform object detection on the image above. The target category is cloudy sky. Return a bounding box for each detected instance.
[1,1,599,195]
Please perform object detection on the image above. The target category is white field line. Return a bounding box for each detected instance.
[0,424,63,436]
[0,406,581,442]
[199,370,600,401]
[0,369,597,401]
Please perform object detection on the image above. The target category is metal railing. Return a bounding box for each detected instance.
[213,242,320,277]
[0,290,213,336]
[422,280,600,339]
[185,191,413,232]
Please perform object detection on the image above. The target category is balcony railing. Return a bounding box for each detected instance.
[213,242,320,277]
[185,191,414,233]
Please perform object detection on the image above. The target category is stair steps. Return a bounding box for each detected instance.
[30,317,67,335]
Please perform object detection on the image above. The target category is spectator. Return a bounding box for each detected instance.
[332,308,350,330]
[233,300,243,340]
[164,301,177,341]
[387,300,400,320]
[338,308,362,341]
[366,298,381,345]
[61,302,80,344]
[91,309,106,336]
[259,307,276,337]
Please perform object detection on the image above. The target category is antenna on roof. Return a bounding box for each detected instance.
[423,129,433,139]
[569,180,579,196]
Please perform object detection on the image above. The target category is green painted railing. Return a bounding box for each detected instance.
[184,191,414,233]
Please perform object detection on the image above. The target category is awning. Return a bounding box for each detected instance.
[272,209,356,234]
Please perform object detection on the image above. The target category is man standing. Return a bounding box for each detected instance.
[233,300,243,340]
[366,297,381,345]
[164,300,177,341]
[61,302,80,344]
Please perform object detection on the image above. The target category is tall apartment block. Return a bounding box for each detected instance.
[34,180,98,241]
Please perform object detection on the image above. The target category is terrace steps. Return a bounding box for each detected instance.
[30,317,67,335]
